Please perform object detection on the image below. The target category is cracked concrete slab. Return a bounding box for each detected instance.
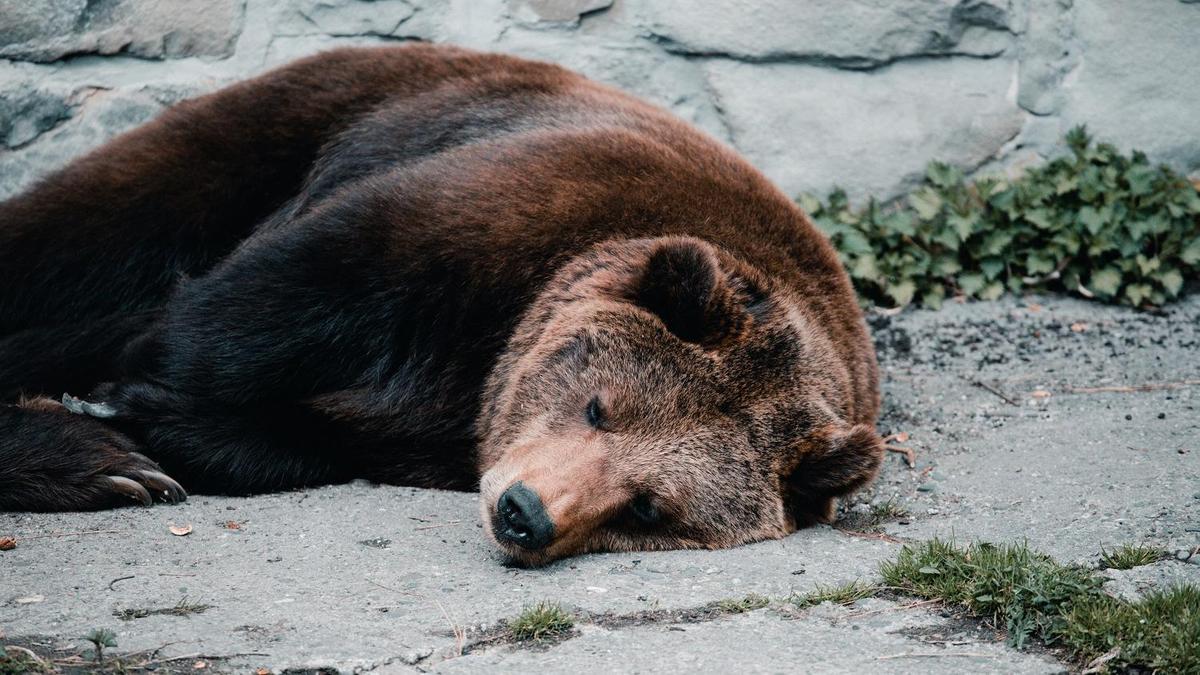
[3,294,1197,672]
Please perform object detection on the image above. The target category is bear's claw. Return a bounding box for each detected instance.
[136,468,188,504]
[104,475,153,506]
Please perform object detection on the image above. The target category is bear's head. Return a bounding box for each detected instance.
[477,236,882,566]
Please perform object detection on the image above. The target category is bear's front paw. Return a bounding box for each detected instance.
[0,397,187,511]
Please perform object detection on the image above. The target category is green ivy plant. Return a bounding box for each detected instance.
[801,126,1200,309]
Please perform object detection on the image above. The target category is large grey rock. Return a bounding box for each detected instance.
[1016,0,1077,115]
[274,0,419,38]
[638,0,1015,68]
[510,0,613,24]
[1061,0,1200,174]
[0,86,171,198]
[705,57,1024,201]
[0,88,73,149]
[0,0,246,62]
[492,31,730,142]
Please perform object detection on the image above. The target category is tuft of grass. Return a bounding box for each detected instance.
[716,593,770,614]
[1061,585,1200,673]
[790,580,880,609]
[881,538,1200,673]
[1100,543,1165,570]
[870,499,909,525]
[114,597,212,621]
[84,628,118,663]
[507,602,574,642]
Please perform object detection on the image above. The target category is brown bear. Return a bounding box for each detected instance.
[0,44,882,565]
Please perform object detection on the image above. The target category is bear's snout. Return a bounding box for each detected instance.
[494,481,555,550]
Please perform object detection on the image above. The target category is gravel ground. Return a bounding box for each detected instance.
[2,294,1197,674]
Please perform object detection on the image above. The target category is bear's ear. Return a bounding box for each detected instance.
[630,238,747,348]
[784,424,884,527]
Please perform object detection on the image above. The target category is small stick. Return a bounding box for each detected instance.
[143,652,269,666]
[6,529,123,541]
[968,378,1019,406]
[414,520,462,531]
[836,528,902,544]
[108,575,135,591]
[158,572,197,577]
[845,598,941,618]
[876,652,994,660]
[1061,379,1200,395]
[434,597,466,657]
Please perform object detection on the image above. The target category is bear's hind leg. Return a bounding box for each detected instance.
[0,397,185,512]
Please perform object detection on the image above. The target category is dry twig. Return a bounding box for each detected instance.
[877,652,994,660]
[1061,379,1200,395]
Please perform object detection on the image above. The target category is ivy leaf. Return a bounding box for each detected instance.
[921,285,946,310]
[1089,268,1122,298]
[1136,255,1160,276]
[798,193,823,216]
[1023,208,1055,230]
[1160,268,1184,297]
[980,230,1014,257]
[1186,190,1200,214]
[1180,237,1200,265]
[1078,206,1108,235]
[1026,252,1056,275]
[851,254,880,281]
[908,188,943,221]
[840,230,874,255]
[980,257,1006,281]
[886,279,917,307]
[1124,164,1157,196]
[958,273,986,296]
[1124,283,1152,306]
[926,162,961,189]
[882,211,916,237]
[948,211,979,241]
[979,282,1005,301]
[1054,174,1078,195]
[931,255,962,277]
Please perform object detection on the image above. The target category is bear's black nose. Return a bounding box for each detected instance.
[495,481,554,550]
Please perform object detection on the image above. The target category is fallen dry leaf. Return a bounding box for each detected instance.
[1027,303,1043,312]
[1032,389,1052,399]
[1070,322,1088,333]
[893,431,910,443]
[255,669,270,675]
[0,536,16,551]
[224,520,241,530]
[169,523,193,536]
[192,660,208,670]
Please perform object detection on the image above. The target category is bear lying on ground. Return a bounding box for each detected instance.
[0,44,882,565]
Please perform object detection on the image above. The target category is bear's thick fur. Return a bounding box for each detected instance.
[0,44,881,564]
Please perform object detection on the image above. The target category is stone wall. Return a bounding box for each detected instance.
[2,0,1198,203]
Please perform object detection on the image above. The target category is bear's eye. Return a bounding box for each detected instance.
[585,396,609,431]
[628,493,662,526]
